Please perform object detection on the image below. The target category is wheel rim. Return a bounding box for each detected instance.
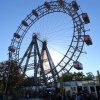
[9,1,85,81]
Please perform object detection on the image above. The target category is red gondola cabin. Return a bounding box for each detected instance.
[82,13,90,24]
[44,2,51,10]
[32,10,38,17]
[73,61,83,70]
[8,46,15,53]
[58,0,64,6]
[14,33,20,39]
[72,1,79,10]
[22,20,29,27]
[83,35,93,45]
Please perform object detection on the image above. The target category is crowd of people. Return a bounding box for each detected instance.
[0,88,99,100]
[38,89,99,100]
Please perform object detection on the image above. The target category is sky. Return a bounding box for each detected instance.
[0,0,100,76]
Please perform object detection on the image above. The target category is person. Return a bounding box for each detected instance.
[75,93,81,100]
[25,92,29,100]
[80,93,85,100]
[63,89,68,100]
[0,92,3,100]
[90,92,98,100]
[71,93,76,100]
[57,93,62,100]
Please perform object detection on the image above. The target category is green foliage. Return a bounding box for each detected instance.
[73,72,84,81]
[83,72,95,81]
[60,72,74,82]
[0,60,24,92]
[58,72,95,82]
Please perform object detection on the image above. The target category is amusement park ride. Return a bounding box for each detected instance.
[0,0,93,92]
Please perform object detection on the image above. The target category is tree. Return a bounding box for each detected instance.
[83,72,95,81]
[60,72,74,82]
[0,60,24,93]
[58,71,95,82]
[73,72,85,81]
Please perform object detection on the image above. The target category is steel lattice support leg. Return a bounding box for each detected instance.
[41,41,59,87]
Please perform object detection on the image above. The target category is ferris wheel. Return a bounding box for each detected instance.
[8,0,92,86]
